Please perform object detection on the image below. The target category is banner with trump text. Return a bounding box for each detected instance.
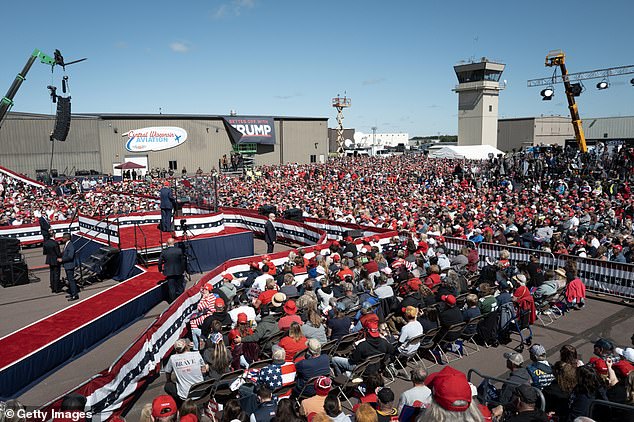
[222,116,276,145]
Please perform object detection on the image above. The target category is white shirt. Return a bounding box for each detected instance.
[229,305,257,328]
[251,273,273,292]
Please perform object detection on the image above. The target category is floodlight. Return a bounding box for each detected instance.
[596,80,609,90]
[570,83,583,96]
[540,87,554,100]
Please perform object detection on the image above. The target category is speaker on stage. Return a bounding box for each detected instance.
[50,96,71,142]
[283,208,303,222]
[258,204,277,216]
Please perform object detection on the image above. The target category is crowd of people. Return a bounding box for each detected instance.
[0,145,633,420]
[3,146,632,262]
[139,229,633,422]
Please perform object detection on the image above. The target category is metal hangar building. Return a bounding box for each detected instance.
[0,112,329,177]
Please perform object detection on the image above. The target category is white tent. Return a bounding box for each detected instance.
[427,145,504,160]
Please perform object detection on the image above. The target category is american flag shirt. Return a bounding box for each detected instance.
[254,362,296,395]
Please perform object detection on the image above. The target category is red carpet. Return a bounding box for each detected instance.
[0,270,164,370]
[118,224,249,249]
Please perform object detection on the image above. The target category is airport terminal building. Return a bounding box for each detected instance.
[0,112,329,177]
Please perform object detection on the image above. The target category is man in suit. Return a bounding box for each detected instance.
[159,181,176,232]
[58,233,79,301]
[158,238,186,303]
[264,213,277,253]
[39,212,51,241]
[43,229,62,293]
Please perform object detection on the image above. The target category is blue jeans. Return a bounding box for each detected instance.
[191,328,202,351]
[332,356,356,376]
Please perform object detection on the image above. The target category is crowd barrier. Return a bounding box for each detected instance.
[555,254,634,299]
[0,219,79,245]
[435,235,633,299]
[477,242,557,271]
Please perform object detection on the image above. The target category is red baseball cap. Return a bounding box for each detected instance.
[180,414,198,422]
[425,367,472,412]
[366,320,380,337]
[237,312,248,323]
[215,297,225,308]
[152,395,177,418]
[228,328,240,343]
[223,273,234,280]
[441,294,457,306]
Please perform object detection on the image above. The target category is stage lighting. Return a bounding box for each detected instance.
[596,80,609,90]
[570,83,583,97]
[540,87,554,100]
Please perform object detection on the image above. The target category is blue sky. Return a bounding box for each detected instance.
[1,0,633,136]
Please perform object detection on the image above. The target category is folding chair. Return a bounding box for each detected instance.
[460,314,484,355]
[435,322,466,364]
[212,369,245,405]
[294,375,321,404]
[293,347,309,361]
[320,338,339,357]
[392,333,426,379]
[187,378,217,405]
[332,355,380,409]
[261,331,286,358]
[455,293,469,309]
[414,327,441,369]
[249,358,273,370]
[535,298,555,326]
[332,332,360,357]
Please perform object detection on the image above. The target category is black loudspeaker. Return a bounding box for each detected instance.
[0,237,21,264]
[0,237,20,254]
[283,208,303,222]
[50,96,71,142]
[258,205,277,216]
[0,261,29,287]
[344,229,363,239]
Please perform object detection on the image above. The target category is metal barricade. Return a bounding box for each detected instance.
[589,399,634,421]
[555,254,634,299]
[477,242,556,271]
[429,235,476,256]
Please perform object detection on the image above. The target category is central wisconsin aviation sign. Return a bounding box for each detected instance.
[124,127,188,152]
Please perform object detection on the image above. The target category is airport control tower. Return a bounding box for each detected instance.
[453,58,505,148]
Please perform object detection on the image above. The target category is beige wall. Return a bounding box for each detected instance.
[0,114,101,176]
[98,118,235,174]
[534,117,574,146]
[497,118,535,152]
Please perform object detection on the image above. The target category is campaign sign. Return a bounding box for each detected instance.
[222,116,276,145]
[124,127,188,152]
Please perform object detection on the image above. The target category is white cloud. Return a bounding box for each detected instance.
[169,42,190,53]
[212,0,255,19]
